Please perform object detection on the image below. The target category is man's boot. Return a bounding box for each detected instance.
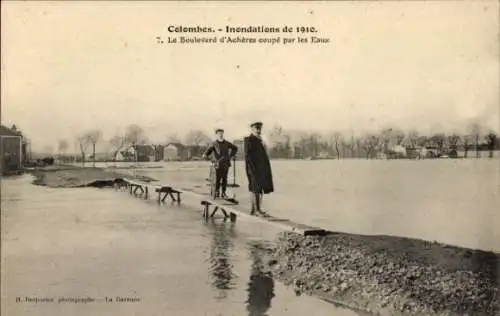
[214,182,220,198]
[221,183,228,199]
[250,192,266,215]
[250,192,256,215]
[253,193,268,216]
[221,168,229,199]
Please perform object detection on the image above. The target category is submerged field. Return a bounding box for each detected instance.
[15,159,500,315]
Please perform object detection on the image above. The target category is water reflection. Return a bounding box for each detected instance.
[246,245,275,316]
[207,219,238,300]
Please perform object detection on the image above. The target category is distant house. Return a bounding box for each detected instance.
[185,145,206,160]
[119,149,135,161]
[163,143,207,161]
[405,147,419,159]
[164,143,184,161]
[415,146,439,159]
[115,151,125,161]
[134,145,155,162]
[0,125,27,175]
[386,145,407,159]
[153,145,164,161]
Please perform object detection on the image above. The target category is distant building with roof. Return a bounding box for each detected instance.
[163,142,208,161]
[134,144,156,162]
[163,142,185,161]
[0,124,27,174]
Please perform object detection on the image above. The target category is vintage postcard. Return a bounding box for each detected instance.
[1,1,499,316]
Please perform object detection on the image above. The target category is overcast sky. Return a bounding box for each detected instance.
[1,1,499,152]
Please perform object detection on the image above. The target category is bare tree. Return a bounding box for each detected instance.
[378,128,406,155]
[345,135,356,158]
[332,132,343,159]
[125,124,146,146]
[288,131,306,158]
[302,132,320,158]
[430,133,446,156]
[268,124,284,147]
[297,135,310,158]
[486,132,497,158]
[109,135,127,162]
[447,134,460,148]
[267,125,291,158]
[185,129,211,147]
[58,139,69,156]
[152,144,163,161]
[460,134,474,158]
[470,123,482,158]
[447,134,460,157]
[407,130,419,148]
[84,130,102,167]
[124,124,147,162]
[363,134,380,159]
[379,128,393,154]
[392,129,406,146]
[354,137,363,158]
[166,133,181,144]
[76,135,91,166]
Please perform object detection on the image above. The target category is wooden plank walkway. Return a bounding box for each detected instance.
[115,177,328,236]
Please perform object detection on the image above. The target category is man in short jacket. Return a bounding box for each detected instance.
[202,128,238,198]
[244,121,274,215]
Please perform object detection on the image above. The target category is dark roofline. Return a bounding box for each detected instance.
[0,125,22,137]
[185,144,208,148]
[165,142,185,148]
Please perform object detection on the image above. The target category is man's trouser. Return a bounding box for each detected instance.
[215,165,230,195]
[251,192,263,212]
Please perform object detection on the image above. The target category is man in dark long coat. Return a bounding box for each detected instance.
[244,121,274,215]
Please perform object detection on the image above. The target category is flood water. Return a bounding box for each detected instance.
[2,159,499,315]
[130,159,500,252]
[1,175,362,316]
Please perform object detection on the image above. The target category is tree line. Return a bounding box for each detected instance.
[56,125,215,165]
[54,123,499,165]
[265,123,499,159]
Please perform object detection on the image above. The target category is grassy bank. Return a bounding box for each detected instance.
[28,165,157,188]
[258,232,499,316]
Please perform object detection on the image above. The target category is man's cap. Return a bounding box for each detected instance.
[250,121,263,128]
[215,128,224,133]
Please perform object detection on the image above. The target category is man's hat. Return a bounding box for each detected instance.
[250,121,263,128]
[215,128,224,133]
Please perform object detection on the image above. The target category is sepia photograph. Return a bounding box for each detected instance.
[1,1,499,315]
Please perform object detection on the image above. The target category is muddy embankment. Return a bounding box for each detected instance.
[254,232,499,316]
[28,165,157,188]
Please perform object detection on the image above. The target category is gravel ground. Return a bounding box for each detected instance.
[257,232,499,316]
[28,165,156,188]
